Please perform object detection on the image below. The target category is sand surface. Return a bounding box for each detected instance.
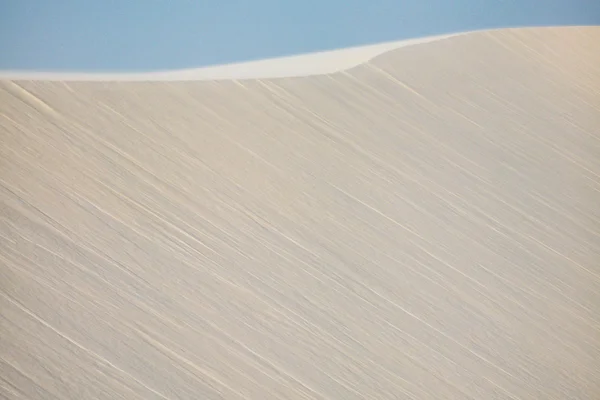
[1,26,600,399]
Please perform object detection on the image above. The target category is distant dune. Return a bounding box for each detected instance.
[0,31,464,81]
[1,26,599,399]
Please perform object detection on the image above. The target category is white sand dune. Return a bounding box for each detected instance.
[1,26,600,399]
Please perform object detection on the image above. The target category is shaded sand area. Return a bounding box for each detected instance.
[1,26,600,399]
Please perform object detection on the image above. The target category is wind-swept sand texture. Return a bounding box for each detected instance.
[1,26,600,399]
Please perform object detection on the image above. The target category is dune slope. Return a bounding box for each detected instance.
[1,26,600,399]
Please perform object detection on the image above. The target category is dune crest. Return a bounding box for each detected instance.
[1,32,465,82]
[1,26,597,82]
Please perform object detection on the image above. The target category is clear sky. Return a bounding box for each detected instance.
[1,0,599,72]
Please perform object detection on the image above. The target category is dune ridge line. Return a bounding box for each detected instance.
[1,26,585,82]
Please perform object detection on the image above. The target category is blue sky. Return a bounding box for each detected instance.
[1,0,599,72]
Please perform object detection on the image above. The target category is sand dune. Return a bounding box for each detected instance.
[1,26,600,399]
